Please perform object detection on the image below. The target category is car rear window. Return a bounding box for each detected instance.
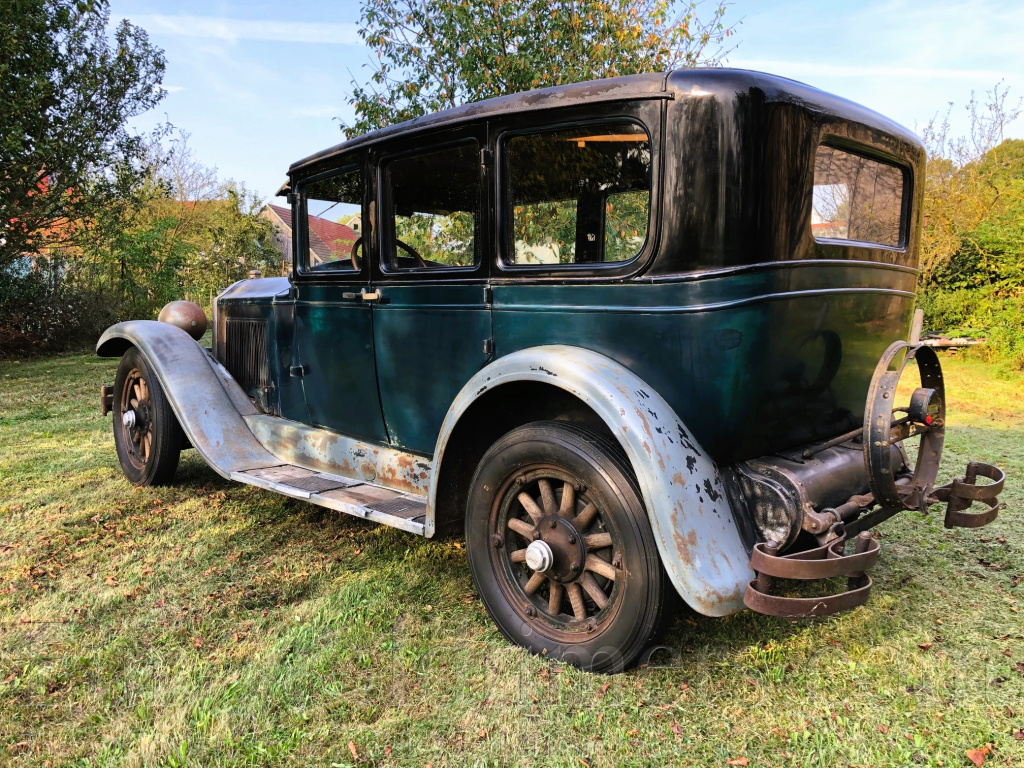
[812,145,905,248]
[504,122,651,267]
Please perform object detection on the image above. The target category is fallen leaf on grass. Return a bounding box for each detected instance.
[348,741,358,759]
[1012,729,1023,740]
[103,576,117,586]
[727,758,749,766]
[671,723,683,736]
[598,682,611,696]
[877,724,889,734]
[965,744,992,766]
[918,642,933,650]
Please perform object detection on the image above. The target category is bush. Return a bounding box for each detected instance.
[918,286,1024,373]
[0,258,118,358]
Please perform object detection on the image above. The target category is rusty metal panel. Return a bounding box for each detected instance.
[431,344,754,617]
[244,413,432,496]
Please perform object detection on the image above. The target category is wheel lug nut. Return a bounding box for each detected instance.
[570,561,579,572]
[548,520,557,529]
[585,620,596,633]
[568,535,576,545]
[525,605,537,617]
[491,534,504,549]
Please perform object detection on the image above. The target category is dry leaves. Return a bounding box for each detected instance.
[918,642,933,651]
[965,743,992,766]
[877,724,889,735]
[348,741,358,760]
[726,759,749,766]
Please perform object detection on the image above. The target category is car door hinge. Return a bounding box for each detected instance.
[286,191,298,206]
[484,286,493,304]
[482,338,494,355]
[480,147,492,169]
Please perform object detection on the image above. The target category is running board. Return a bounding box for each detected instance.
[230,464,427,536]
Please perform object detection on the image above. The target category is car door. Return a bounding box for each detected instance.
[291,158,389,443]
[369,130,492,455]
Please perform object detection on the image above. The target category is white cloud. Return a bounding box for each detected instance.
[728,59,1011,82]
[123,14,362,45]
[294,105,344,119]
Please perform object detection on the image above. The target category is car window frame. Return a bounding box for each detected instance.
[811,138,913,253]
[293,158,368,279]
[496,115,655,275]
[375,134,488,279]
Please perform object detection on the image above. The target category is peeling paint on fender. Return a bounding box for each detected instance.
[431,345,753,616]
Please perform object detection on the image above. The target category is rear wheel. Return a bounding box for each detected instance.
[466,421,674,673]
[112,348,183,486]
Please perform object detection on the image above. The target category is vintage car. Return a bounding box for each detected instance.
[97,69,1006,672]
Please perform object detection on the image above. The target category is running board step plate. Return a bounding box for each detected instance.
[230,464,427,535]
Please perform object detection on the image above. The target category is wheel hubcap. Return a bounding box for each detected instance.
[524,540,554,573]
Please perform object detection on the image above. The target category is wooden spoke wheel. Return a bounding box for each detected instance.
[120,368,154,470]
[466,421,675,673]
[112,348,183,486]
[497,468,620,633]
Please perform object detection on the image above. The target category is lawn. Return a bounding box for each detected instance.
[1,352,1022,767]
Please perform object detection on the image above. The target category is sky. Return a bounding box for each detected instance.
[110,0,1024,202]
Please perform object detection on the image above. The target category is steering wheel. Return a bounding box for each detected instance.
[396,238,429,269]
[350,237,363,271]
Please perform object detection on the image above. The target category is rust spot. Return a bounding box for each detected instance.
[672,473,685,486]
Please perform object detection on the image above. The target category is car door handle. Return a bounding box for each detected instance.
[341,289,381,302]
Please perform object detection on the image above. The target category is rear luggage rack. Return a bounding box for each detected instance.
[743,341,1007,618]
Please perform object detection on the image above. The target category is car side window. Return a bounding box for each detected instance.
[504,122,651,266]
[383,141,480,271]
[301,166,364,272]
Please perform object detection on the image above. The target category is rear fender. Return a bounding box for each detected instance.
[431,345,754,617]
[96,320,280,478]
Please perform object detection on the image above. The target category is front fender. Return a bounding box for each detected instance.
[97,321,280,478]
[430,345,754,617]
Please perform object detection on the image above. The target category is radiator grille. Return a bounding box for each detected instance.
[224,318,270,393]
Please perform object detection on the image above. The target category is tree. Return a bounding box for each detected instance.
[919,82,1023,285]
[0,0,166,264]
[345,0,733,137]
[74,133,281,318]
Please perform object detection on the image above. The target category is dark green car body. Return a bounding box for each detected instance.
[217,68,923,466]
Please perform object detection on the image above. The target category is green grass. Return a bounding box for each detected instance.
[1,353,1022,767]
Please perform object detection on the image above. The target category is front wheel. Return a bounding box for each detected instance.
[112,347,183,486]
[466,421,675,673]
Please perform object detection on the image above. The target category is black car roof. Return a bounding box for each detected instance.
[287,68,921,177]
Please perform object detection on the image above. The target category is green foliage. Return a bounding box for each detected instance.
[0,0,166,263]
[918,287,1024,374]
[346,0,733,136]
[920,88,1024,372]
[0,135,281,355]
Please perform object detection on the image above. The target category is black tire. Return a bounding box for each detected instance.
[112,347,183,486]
[466,421,675,673]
